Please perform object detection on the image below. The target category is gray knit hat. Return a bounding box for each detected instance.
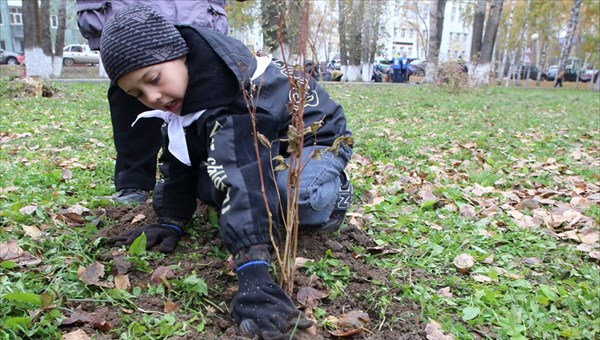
[100,4,189,81]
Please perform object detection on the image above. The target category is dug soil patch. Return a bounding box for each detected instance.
[83,202,426,339]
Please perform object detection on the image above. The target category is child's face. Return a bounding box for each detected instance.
[118,56,188,115]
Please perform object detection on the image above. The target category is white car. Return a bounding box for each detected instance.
[63,44,99,66]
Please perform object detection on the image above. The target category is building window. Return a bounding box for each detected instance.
[0,41,5,50]
[451,5,457,22]
[401,28,406,38]
[9,7,22,25]
[50,15,58,28]
[408,47,413,56]
[0,11,3,25]
[409,29,414,39]
[464,33,468,42]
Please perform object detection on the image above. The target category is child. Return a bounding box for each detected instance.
[100,5,353,339]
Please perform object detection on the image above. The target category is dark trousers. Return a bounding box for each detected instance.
[107,83,162,192]
[399,70,407,83]
[392,69,401,83]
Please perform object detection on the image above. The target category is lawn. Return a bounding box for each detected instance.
[1,78,598,339]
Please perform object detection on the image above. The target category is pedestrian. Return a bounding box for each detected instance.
[99,5,353,339]
[399,51,410,83]
[391,53,402,83]
[555,69,565,88]
[76,0,237,204]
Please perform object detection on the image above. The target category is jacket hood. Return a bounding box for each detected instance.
[177,26,256,115]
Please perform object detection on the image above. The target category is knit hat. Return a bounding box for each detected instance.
[100,4,189,81]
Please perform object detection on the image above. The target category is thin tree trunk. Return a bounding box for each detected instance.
[516,0,531,87]
[555,0,583,87]
[500,0,515,84]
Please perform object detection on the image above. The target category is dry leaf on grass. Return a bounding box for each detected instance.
[453,253,475,274]
[0,240,42,267]
[78,262,114,288]
[297,286,329,308]
[21,225,43,239]
[425,319,455,340]
[164,300,179,313]
[327,310,370,337]
[61,307,111,332]
[150,266,175,284]
[62,329,90,340]
[114,274,130,290]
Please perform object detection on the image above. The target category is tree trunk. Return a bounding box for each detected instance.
[424,0,447,84]
[516,0,531,87]
[555,0,583,87]
[470,0,486,63]
[499,0,516,84]
[23,0,54,78]
[338,0,347,79]
[52,0,67,78]
[474,0,504,84]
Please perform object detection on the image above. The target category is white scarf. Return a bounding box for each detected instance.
[132,56,272,167]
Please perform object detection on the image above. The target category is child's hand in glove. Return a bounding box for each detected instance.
[105,223,183,253]
[233,261,313,339]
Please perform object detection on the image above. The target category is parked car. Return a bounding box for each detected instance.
[542,65,559,81]
[409,59,426,76]
[564,68,591,82]
[511,65,541,80]
[0,49,24,65]
[62,44,99,66]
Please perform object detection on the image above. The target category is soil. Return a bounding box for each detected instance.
[69,202,427,339]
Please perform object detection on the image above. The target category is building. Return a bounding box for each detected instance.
[382,0,473,62]
[0,0,84,53]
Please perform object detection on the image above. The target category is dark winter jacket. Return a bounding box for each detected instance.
[76,0,228,50]
[155,26,351,255]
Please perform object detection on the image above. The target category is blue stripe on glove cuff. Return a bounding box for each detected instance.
[236,260,270,272]
[162,223,183,234]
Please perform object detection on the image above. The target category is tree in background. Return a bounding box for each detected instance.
[555,0,583,87]
[468,0,503,84]
[23,0,67,79]
[424,0,447,83]
[469,0,486,63]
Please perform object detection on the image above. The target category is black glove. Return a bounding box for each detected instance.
[105,223,183,253]
[232,261,313,339]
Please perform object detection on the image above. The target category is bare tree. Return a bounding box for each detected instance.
[470,0,487,63]
[261,0,288,58]
[555,0,583,87]
[424,0,447,83]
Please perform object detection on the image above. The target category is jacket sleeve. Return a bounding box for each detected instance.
[202,111,282,255]
[76,0,113,50]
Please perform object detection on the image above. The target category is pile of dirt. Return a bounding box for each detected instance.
[83,203,426,339]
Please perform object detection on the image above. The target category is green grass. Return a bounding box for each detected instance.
[1,80,599,339]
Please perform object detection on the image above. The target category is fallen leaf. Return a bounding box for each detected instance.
[522,257,543,265]
[78,262,114,288]
[295,257,313,270]
[297,286,329,308]
[130,213,146,224]
[425,319,454,340]
[151,266,175,284]
[164,299,179,313]
[114,274,130,290]
[459,204,476,219]
[453,253,475,273]
[61,168,73,181]
[19,205,38,215]
[21,225,43,239]
[0,240,42,267]
[437,287,453,298]
[472,274,492,283]
[328,310,370,337]
[62,329,90,340]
